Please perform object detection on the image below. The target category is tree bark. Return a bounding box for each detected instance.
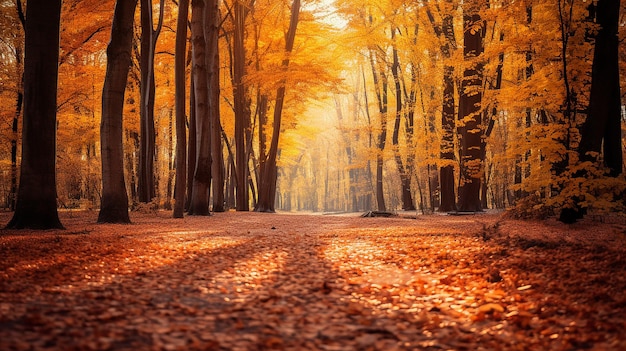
[425,1,457,212]
[390,27,415,211]
[559,0,622,223]
[233,0,250,211]
[206,0,225,212]
[138,0,165,203]
[173,0,189,218]
[187,0,211,216]
[98,0,137,224]
[457,4,484,213]
[6,0,64,229]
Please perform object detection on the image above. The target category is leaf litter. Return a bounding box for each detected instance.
[1,211,625,350]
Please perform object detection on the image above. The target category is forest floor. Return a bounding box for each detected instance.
[1,210,626,351]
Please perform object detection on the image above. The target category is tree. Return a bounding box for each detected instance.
[457,1,485,212]
[173,0,189,218]
[187,0,212,216]
[138,0,165,203]
[233,0,251,211]
[425,0,457,212]
[390,26,416,211]
[98,0,138,224]
[255,0,301,212]
[206,0,225,212]
[6,0,64,229]
[559,0,623,223]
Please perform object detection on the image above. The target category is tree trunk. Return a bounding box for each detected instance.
[390,27,415,211]
[173,0,189,218]
[98,0,137,224]
[430,5,458,213]
[187,0,212,216]
[10,79,22,212]
[206,0,225,212]
[6,0,64,229]
[233,0,250,211]
[365,16,388,212]
[138,0,165,204]
[186,78,196,210]
[457,5,485,213]
[255,0,301,212]
[560,0,622,222]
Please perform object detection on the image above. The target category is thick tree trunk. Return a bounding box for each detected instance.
[206,0,225,212]
[560,0,622,223]
[255,0,301,213]
[6,0,64,229]
[98,0,137,224]
[457,7,484,213]
[578,0,622,175]
[173,0,189,218]
[187,0,211,216]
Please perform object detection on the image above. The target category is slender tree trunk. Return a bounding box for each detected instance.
[188,0,212,216]
[6,0,64,229]
[457,4,485,212]
[98,0,137,224]
[138,0,164,203]
[255,0,301,212]
[10,75,22,212]
[173,0,189,218]
[390,27,415,211]
[186,78,196,210]
[233,0,250,211]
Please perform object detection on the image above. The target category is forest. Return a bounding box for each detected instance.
[0,0,624,227]
[1,1,626,349]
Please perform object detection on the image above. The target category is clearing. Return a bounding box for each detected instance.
[1,211,625,350]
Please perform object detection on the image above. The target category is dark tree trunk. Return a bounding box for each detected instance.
[457,6,484,213]
[365,20,388,213]
[233,0,250,211]
[6,0,64,229]
[439,64,457,212]
[255,0,301,213]
[578,0,622,175]
[10,85,22,212]
[206,0,225,212]
[425,2,458,213]
[559,0,622,223]
[186,79,196,210]
[390,27,415,211]
[138,0,165,203]
[188,0,211,216]
[98,0,137,224]
[173,0,189,218]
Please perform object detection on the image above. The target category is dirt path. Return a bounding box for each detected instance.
[1,211,625,350]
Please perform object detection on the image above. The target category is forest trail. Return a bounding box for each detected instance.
[1,211,625,350]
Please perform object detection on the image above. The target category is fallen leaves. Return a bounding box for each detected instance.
[0,211,625,350]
